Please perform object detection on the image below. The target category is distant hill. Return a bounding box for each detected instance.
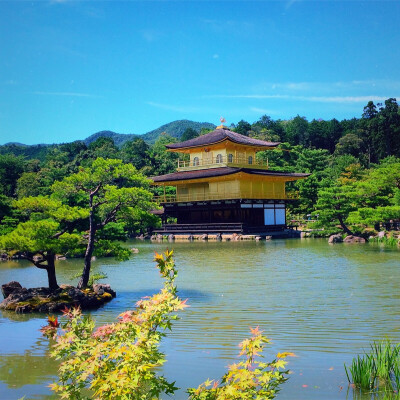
[0,143,57,161]
[141,120,215,143]
[84,120,216,146]
[3,142,28,146]
[0,120,216,160]
[83,130,138,147]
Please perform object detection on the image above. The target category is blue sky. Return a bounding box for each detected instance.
[1,0,399,145]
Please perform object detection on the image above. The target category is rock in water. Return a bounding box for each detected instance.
[0,282,116,314]
[1,281,22,299]
[328,234,343,243]
[343,235,366,243]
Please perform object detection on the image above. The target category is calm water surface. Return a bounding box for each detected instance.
[0,239,399,399]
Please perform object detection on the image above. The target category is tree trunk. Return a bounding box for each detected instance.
[338,215,353,235]
[45,253,59,291]
[77,208,96,289]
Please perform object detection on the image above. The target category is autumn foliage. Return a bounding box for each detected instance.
[188,326,292,400]
[43,251,291,399]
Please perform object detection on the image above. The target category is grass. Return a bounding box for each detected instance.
[371,235,400,246]
[345,339,400,396]
[345,354,377,390]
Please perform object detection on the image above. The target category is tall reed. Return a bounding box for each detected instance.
[345,339,400,395]
[345,354,377,390]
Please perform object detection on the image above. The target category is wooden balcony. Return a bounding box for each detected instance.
[177,155,268,171]
[154,190,299,204]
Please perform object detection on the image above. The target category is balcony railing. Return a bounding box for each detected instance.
[177,155,268,171]
[154,190,299,204]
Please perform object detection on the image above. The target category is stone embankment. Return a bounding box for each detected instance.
[0,281,116,314]
[138,229,299,241]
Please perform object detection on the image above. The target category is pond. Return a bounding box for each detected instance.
[0,238,399,399]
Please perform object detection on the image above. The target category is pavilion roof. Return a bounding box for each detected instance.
[151,167,309,183]
[165,128,280,150]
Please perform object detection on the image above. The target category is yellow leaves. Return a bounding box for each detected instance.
[203,378,214,387]
[48,251,187,399]
[153,251,164,263]
[189,327,291,400]
[276,351,296,358]
[274,359,287,370]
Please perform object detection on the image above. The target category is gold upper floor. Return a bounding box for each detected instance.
[154,174,299,204]
[176,143,268,171]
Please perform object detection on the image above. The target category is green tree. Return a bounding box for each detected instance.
[0,194,12,223]
[0,154,24,197]
[16,172,42,198]
[234,120,252,136]
[0,196,87,290]
[293,148,330,214]
[199,127,213,136]
[88,137,119,160]
[52,158,155,289]
[120,138,151,171]
[345,157,400,230]
[315,165,366,234]
[284,115,309,146]
[348,206,400,228]
[257,143,302,172]
[149,135,179,176]
[180,127,199,142]
[334,133,365,159]
[362,101,378,120]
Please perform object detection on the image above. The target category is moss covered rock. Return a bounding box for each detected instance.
[0,282,116,314]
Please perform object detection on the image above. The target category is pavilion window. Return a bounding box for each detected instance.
[216,154,223,163]
[248,156,253,165]
[228,153,233,163]
[193,157,200,166]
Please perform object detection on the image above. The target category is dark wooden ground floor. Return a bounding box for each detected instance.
[156,199,289,234]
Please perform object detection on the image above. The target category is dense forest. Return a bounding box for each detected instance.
[1,98,399,244]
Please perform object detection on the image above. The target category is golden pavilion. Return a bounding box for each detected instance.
[151,126,309,234]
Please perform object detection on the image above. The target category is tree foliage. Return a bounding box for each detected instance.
[52,158,155,288]
[0,197,88,289]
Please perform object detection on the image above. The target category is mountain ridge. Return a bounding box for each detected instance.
[3,120,216,148]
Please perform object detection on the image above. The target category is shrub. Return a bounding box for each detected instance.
[46,250,187,399]
[188,327,292,400]
[43,251,292,399]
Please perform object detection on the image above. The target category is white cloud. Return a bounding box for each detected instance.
[205,94,398,103]
[256,79,400,94]
[304,96,396,103]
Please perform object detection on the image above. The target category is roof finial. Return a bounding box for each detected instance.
[217,116,226,129]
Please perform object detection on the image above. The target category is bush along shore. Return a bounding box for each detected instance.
[0,281,116,313]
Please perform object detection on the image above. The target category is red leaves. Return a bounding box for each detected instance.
[40,314,60,339]
[47,315,60,328]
